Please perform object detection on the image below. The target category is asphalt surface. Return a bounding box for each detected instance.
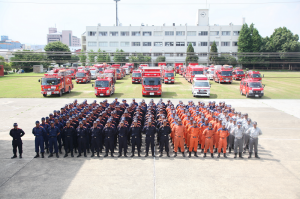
[0,98,300,199]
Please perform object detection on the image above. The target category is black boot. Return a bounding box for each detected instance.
[111,152,114,157]
[71,152,74,157]
[41,153,44,158]
[74,149,77,153]
[46,148,49,154]
[97,152,100,157]
[214,148,217,153]
[194,152,198,157]
[104,153,108,157]
[239,152,244,158]
[131,152,134,157]
[87,149,90,153]
[243,148,246,153]
[248,152,252,159]
[182,152,185,157]
[224,153,227,158]
[234,153,237,158]
[159,152,163,157]
[64,153,68,158]
[217,153,220,158]
[255,152,260,159]
[229,147,232,153]
[152,152,155,157]
[91,152,94,157]
[118,152,122,157]
[84,152,87,157]
[211,153,214,158]
[167,152,170,157]
[34,152,39,158]
[56,153,59,158]
[145,152,148,157]
[59,149,62,154]
[48,153,53,158]
[201,149,204,153]
[19,154,22,158]
[138,151,141,157]
[124,152,128,157]
[188,152,191,158]
[203,153,206,158]
[174,152,177,157]
[77,153,81,158]
[11,154,17,159]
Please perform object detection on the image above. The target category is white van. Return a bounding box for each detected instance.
[192,75,211,97]
[206,68,215,80]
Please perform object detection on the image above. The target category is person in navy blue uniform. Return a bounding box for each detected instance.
[10,123,25,159]
[41,117,50,153]
[90,121,102,157]
[54,118,63,154]
[32,121,46,158]
[158,120,171,157]
[129,120,142,157]
[142,120,157,157]
[82,118,91,153]
[62,121,75,158]
[117,121,128,157]
[103,120,116,157]
[77,122,88,157]
[47,121,60,158]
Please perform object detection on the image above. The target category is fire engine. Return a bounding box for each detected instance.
[158,62,166,67]
[233,68,245,80]
[206,68,215,80]
[213,65,233,84]
[125,63,134,73]
[132,70,142,84]
[174,63,183,74]
[141,67,162,97]
[104,69,117,83]
[90,67,100,80]
[192,75,211,97]
[185,65,204,83]
[240,78,265,98]
[38,71,73,97]
[179,65,186,75]
[138,64,149,70]
[246,70,262,81]
[76,69,91,84]
[66,68,77,79]
[92,75,115,97]
[163,68,175,84]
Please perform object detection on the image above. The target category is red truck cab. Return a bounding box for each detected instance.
[125,63,134,73]
[185,65,204,83]
[240,78,265,98]
[158,62,166,67]
[76,69,91,84]
[214,66,233,84]
[141,67,162,97]
[174,63,183,74]
[104,69,116,83]
[247,70,262,81]
[163,69,175,84]
[132,70,142,84]
[233,68,245,80]
[93,76,115,97]
[39,71,73,97]
[67,68,77,79]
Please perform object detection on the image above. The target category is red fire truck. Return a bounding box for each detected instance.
[125,63,134,73]
[158,62,166,67]
[185,65,204,83]
[132,70,142,84]
[174,63,183,74]
[163,68,175,84]
[76,69,91,84]
[138,64,149,70]
[67,68,77,79]
[233,68,245,80]
[179,65,185,76]
[213,65,233,84]
[104,69,117,83]
[246,70,262,81]
[38,71,74,97]
[240,78,265,98]
[92,76,115,97]
[141,67,162,97]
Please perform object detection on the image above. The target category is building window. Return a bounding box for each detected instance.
[233,31,240,36]
[143,42,151,46]
[232,41,238,46]
[132,42,140,46]
[110,42,118,47]
[121,31,129,36]
[143,32,152,36]
[210,31,219,36]
[165,53,174,57]
[222,31,231,36]
[176,42,185,46]
[165,42,174,46]
[88,42,97,46]
[88,31,96,36]
[199,53,207,57]
[199,42,208,46]
[154,42,163,47]
[221,42,230,46]
[154,31,163,36]
[154,53,162,56]
[110,32,119,36]
[165,31,174,36]
[99,32,107,36]
[176,31,185,36]
[198,31,208,36]
[132,31,141,36]
[187,31,196,36]
[99,42,108,47]
[187,42,196,46]
[176,53,184,57]
[210,41,219,46]
[232,52,237,57]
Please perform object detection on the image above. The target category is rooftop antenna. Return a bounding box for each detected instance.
[114,0,120,26]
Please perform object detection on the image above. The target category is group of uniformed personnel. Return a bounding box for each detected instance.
[10,99,262,159]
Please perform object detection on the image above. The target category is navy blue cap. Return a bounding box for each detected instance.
[13,123,18,126]
[46,117,49,119]
[41,117,45,120]
[36,121,40,124]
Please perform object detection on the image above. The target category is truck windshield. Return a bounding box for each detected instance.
[143,77,161,85]
[116,69,120,73]
[95,81,109,87]
[192,71,203,75]
[42,78,58,85]
[252,74,261,78]
[165,73,174,77]
[249,82,262,88]
[98,68,103,71]
[236,71,244,75]
[76,73,85,77]
[209,71,214,74]
[221,71,232,76]
[132,73,141,77]
[194,82,210,87]
[90,70,96,75]
[105,73,113,78]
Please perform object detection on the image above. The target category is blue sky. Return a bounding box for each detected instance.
[0,0,299,45]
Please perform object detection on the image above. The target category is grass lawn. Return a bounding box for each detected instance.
[0,72,299,99]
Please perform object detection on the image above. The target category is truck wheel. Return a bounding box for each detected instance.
[259,96,262,98]
[76,82,78,84]
[218,80,221,84]
[43,94,47,97]
[229,82,232,84]
[59,90,62,97]
[68,87,71,93]
[240,90,243,95]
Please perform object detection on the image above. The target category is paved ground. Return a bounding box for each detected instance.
[0,98,300,199]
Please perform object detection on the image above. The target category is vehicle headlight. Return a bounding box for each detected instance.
[106,90,110,94]
[95,90,97,94]
[83,79,86,81]
[261,90,264,93]
[249,90,253,93]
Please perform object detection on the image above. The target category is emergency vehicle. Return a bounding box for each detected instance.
[240,78,265,98]
[76,69,91,84]
[192,75,211,97]
[104,69,116,83]
[90,68,100,80]
[125,63,134,73]
[179,65,185,75]
[185,65,204,83]
[163,68,175,84]
[213,65,233,84]
[67,68,77,79]
[246,70,262,81]
[174,63,183,74]
[158,62,166,67]
[122,65,130,75]
[38,71,73,97]
[92,75,115,97]
[206,68,215,80]
[93,64,106,74]
[138,64,149,70]
[141,67,162,97]
[132,70,142,84]
[233,68,245,80]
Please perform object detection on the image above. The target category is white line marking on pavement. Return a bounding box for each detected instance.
[260,138,300,140]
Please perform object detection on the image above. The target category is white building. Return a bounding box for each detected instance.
[47,28,81,47]
[82,9,243,64]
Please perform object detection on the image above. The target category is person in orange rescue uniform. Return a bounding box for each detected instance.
[217,122,230,158]
[172,119,186,157]
[213,118,222,153]
[188,121,201,157]
[202,123,215,158]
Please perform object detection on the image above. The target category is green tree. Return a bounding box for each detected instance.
[209,41,218,63]
[238,23,252,66]
[185,43,198,64]
[44,41,71,64]
[0,55,12,71]
[69,55,80,65]
[10,50,46,69]
[78,50,87,66]
[88,50,96,65]
[96,49,106,63]
[105,54,111,63]
[156,56,166,63]
[113,49,126,63]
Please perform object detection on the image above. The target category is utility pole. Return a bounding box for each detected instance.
[114,0,120,26]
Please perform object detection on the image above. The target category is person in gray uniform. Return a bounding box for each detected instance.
[246,121,262,159]
[232,121,245,158]
[243,118,253,153]
[227,118,237,153]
